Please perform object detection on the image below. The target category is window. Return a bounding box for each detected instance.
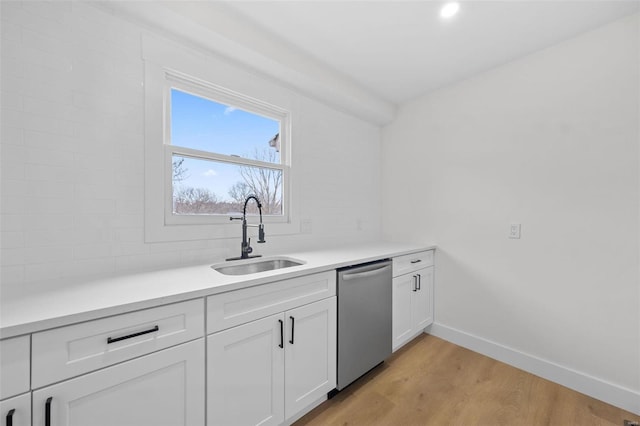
[164,73,290,224]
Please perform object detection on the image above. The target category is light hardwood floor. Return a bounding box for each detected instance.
[294,334,639,426]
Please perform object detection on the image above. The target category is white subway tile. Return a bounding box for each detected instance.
[1,248,25,265]
[0,195,26,218]
[0,20,21,43]
[1,1,23,23]
[1,214,24,231]
[116,198,143,215]
[22,96,79,124]
[73,198,116,215]
[22,213,74,230]
[112,242,148,257]
[17,43,73,73]
[63,257,115,279]
[25,163,76,183]
[17,71,74,103]
[1,265,25,285]
[110,214,143,228]
[73,243,113,260]
[25,227,72,247]
[113,227,144,243]
[115,251,182,274]
[1,231,24,248]
[1,126,24,146]
[74,182,117,200]
[1,89,23,111]
[1,108,24,128]
[71,226,112,245]
[21,0,71,25]
[25,261,64,282]
[22,27,72,56]
[24,245,73,264]
[1,143,26,165]
[22,112,75,137]
[25,179,70,198]
[0,160,24,182]
[24,196,74,215]
[24,130,77,151]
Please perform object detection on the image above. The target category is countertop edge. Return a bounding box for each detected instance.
[1,243,436,339]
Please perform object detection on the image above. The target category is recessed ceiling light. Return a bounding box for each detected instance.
[440,2,460,19]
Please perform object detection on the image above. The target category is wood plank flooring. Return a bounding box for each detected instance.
[294,334,639,426]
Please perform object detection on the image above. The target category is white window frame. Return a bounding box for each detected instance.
[163,72,291,225]
[142,34,298,243]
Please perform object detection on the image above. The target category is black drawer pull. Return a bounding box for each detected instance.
[107,325,159,344]
[289,316,295,345]
[45,397,52,426]
[6,409,14,426]
[278,319,284,349]
[417,274,421,290]
[410,259,422,264]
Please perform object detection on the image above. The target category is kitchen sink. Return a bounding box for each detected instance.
[212,257,305,276]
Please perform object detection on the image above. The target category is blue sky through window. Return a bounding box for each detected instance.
[171,88,280,198]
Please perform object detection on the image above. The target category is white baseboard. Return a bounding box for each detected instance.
[428,323,640,416]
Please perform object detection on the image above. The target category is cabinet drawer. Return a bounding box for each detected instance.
[393,250,434,277]
[32,298,204,388]
[0,335,30,400]
[207,271,336,333]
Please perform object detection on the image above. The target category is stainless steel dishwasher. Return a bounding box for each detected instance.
[335,259,392,392]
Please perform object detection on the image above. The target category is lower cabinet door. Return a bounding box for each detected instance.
[32,339,205,426]
[412,266,434,331]
[0,393,31,426]
[207,313,285,426]
[284,297,337,419]
[392,273,415,351]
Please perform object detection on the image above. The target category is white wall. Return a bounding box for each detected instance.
[382,14,639,411]
[0,1,382,291]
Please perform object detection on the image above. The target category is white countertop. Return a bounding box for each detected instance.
[0,242,434,339]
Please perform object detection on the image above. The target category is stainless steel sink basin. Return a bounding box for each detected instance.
[212,257,305,276]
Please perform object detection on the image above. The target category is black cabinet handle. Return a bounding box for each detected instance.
[45,397,52,426]
[289,316,295,345]
[107,325,159,344]
[410,259,422,264]
[417,274,421,290]
[412,275,418,292]
[6,409,14,426]
[278,319,284,349]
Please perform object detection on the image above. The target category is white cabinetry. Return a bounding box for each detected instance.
[207,272,337,426]
[0,335,31,426]
[0,393,31,426]
[0,335,30,400]
[31,299,205,426]
[208,313,285,426]
[32,339,204,426]
[284,298,336,419]
[392,251,434,351]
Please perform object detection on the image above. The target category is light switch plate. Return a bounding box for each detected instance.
[509,223,521,239]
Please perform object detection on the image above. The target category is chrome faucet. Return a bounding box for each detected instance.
[227,195,266,261]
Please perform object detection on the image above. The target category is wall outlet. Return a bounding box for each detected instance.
[509,223,521,239]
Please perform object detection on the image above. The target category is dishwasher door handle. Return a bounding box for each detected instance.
[341,264,391,281]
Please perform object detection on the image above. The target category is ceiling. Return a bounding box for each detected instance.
[223,1,638,104]
[109,1,638,124]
